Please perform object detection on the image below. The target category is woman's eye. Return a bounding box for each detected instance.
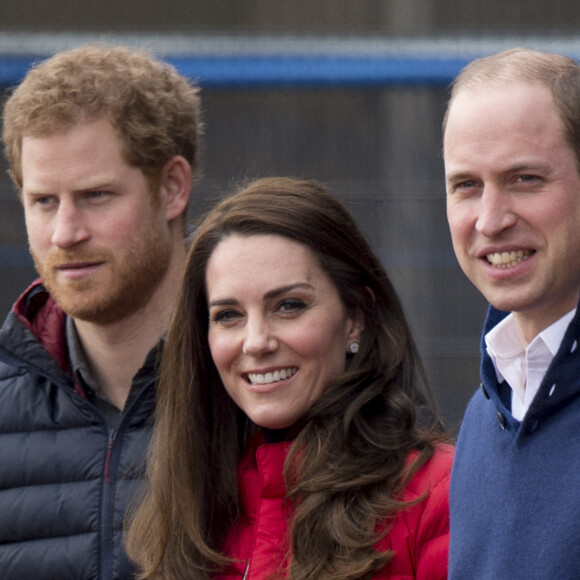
[212,309,241,324]
[278,299,307,314]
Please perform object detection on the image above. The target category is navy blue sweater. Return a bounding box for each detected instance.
[449,298,580,579]
[0,282,155,579]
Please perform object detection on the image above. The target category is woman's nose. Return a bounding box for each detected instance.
[242,318,278,356]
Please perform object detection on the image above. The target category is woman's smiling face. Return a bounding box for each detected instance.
[206,233,363,429]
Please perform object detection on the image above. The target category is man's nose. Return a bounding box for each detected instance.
[475,185,517,237]
[50,201,90,248]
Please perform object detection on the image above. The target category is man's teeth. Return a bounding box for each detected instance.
[247,368,297,385]
[487,250,531,268]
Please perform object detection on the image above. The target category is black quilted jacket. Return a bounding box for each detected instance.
[0,281,155,579]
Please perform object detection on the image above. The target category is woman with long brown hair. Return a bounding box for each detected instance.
[127,177,453,579]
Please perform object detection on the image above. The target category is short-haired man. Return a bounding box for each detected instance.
[0,44,201,579]
[443,48,580,578]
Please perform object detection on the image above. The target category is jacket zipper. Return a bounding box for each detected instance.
[100,426,118,580]
[104,429,117,484]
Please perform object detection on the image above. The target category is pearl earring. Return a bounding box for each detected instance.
[348,342,360,354]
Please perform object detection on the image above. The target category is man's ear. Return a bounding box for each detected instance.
[159,155,192,222]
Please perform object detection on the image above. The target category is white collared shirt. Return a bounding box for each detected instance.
[485,309,576,421]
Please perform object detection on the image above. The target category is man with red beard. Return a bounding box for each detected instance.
[0,44,201,579]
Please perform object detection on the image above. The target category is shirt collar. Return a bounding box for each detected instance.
[541,309,577,356]
[66,314,99,389]
[486,308,576,363]
[485,308,576,399]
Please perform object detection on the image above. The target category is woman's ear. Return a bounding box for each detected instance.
[347,307,365,343]
[159,155,192,222]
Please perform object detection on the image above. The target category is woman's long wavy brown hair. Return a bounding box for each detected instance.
[126,177,445,579]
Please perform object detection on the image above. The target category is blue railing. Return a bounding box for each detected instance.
[0,33,579,88]
[0,53,470,89]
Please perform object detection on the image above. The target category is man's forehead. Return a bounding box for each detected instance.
[445,81,560,141]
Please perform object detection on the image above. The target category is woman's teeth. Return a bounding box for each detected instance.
[247,368,297,385]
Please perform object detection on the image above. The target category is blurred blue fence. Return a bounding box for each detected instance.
[1,33,579,88]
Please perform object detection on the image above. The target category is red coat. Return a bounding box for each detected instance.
[216,438,453,579]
